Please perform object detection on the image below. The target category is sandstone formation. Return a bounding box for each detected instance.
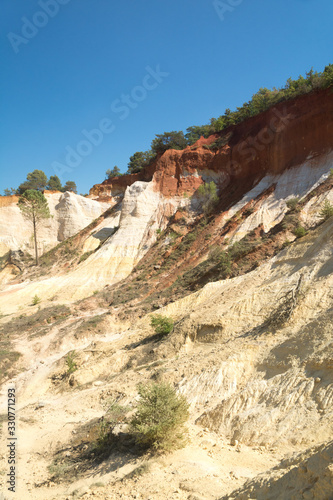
[0,191,111,257]
[0,180,182,312]
[0,88,333,499]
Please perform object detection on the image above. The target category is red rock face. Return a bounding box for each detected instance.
[90,88,333,200]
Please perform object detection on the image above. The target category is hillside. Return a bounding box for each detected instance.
[0,87,333,499]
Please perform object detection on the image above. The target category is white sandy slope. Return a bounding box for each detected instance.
[1,214,333,499]
[156,215,333,452]
[228,151,333,241]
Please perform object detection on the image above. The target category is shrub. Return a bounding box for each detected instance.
[286,197,299,211]
[319,199,333,221]
[196,181,219,215]
[184,232,196,243]
[293,225,307,238]
[150,314,174,336]
[130,382,189,451]
[32,294,41,305]
[65,350,77,375]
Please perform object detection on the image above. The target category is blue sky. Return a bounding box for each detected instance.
[1,0,332,195]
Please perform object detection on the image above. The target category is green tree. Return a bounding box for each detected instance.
[62,181,77,194]
[18,170,48,194]
[106,166,121,178]
[323,64,333,87]
[223,108,237,127]
[47,175,62,191]
[151,131,187,154]
[319,199,333,221]
[127,151,154,174]
[249,88,274,115]
[130,382,189,452]
[196,181,219,215]
[3,188,17,196]
[185,125,212,145]
[18,190,51,265]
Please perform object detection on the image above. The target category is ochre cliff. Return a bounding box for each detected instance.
[90,87,333,200]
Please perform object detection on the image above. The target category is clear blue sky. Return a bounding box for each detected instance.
[1,0,332,195]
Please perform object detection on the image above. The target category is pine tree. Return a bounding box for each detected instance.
[18,190,51,265]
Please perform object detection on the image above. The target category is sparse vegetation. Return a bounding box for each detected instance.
[228,237,261,261]
[0,305,70,338]
[130,382,189,452]
[150,314,174,336]
[179,245,232,289]
[75,314,105,335]
[0,348,22,384]
[79,250,94,263]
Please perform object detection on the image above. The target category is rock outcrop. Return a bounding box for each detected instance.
[1,88,333,314]
[0,191,111,257]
